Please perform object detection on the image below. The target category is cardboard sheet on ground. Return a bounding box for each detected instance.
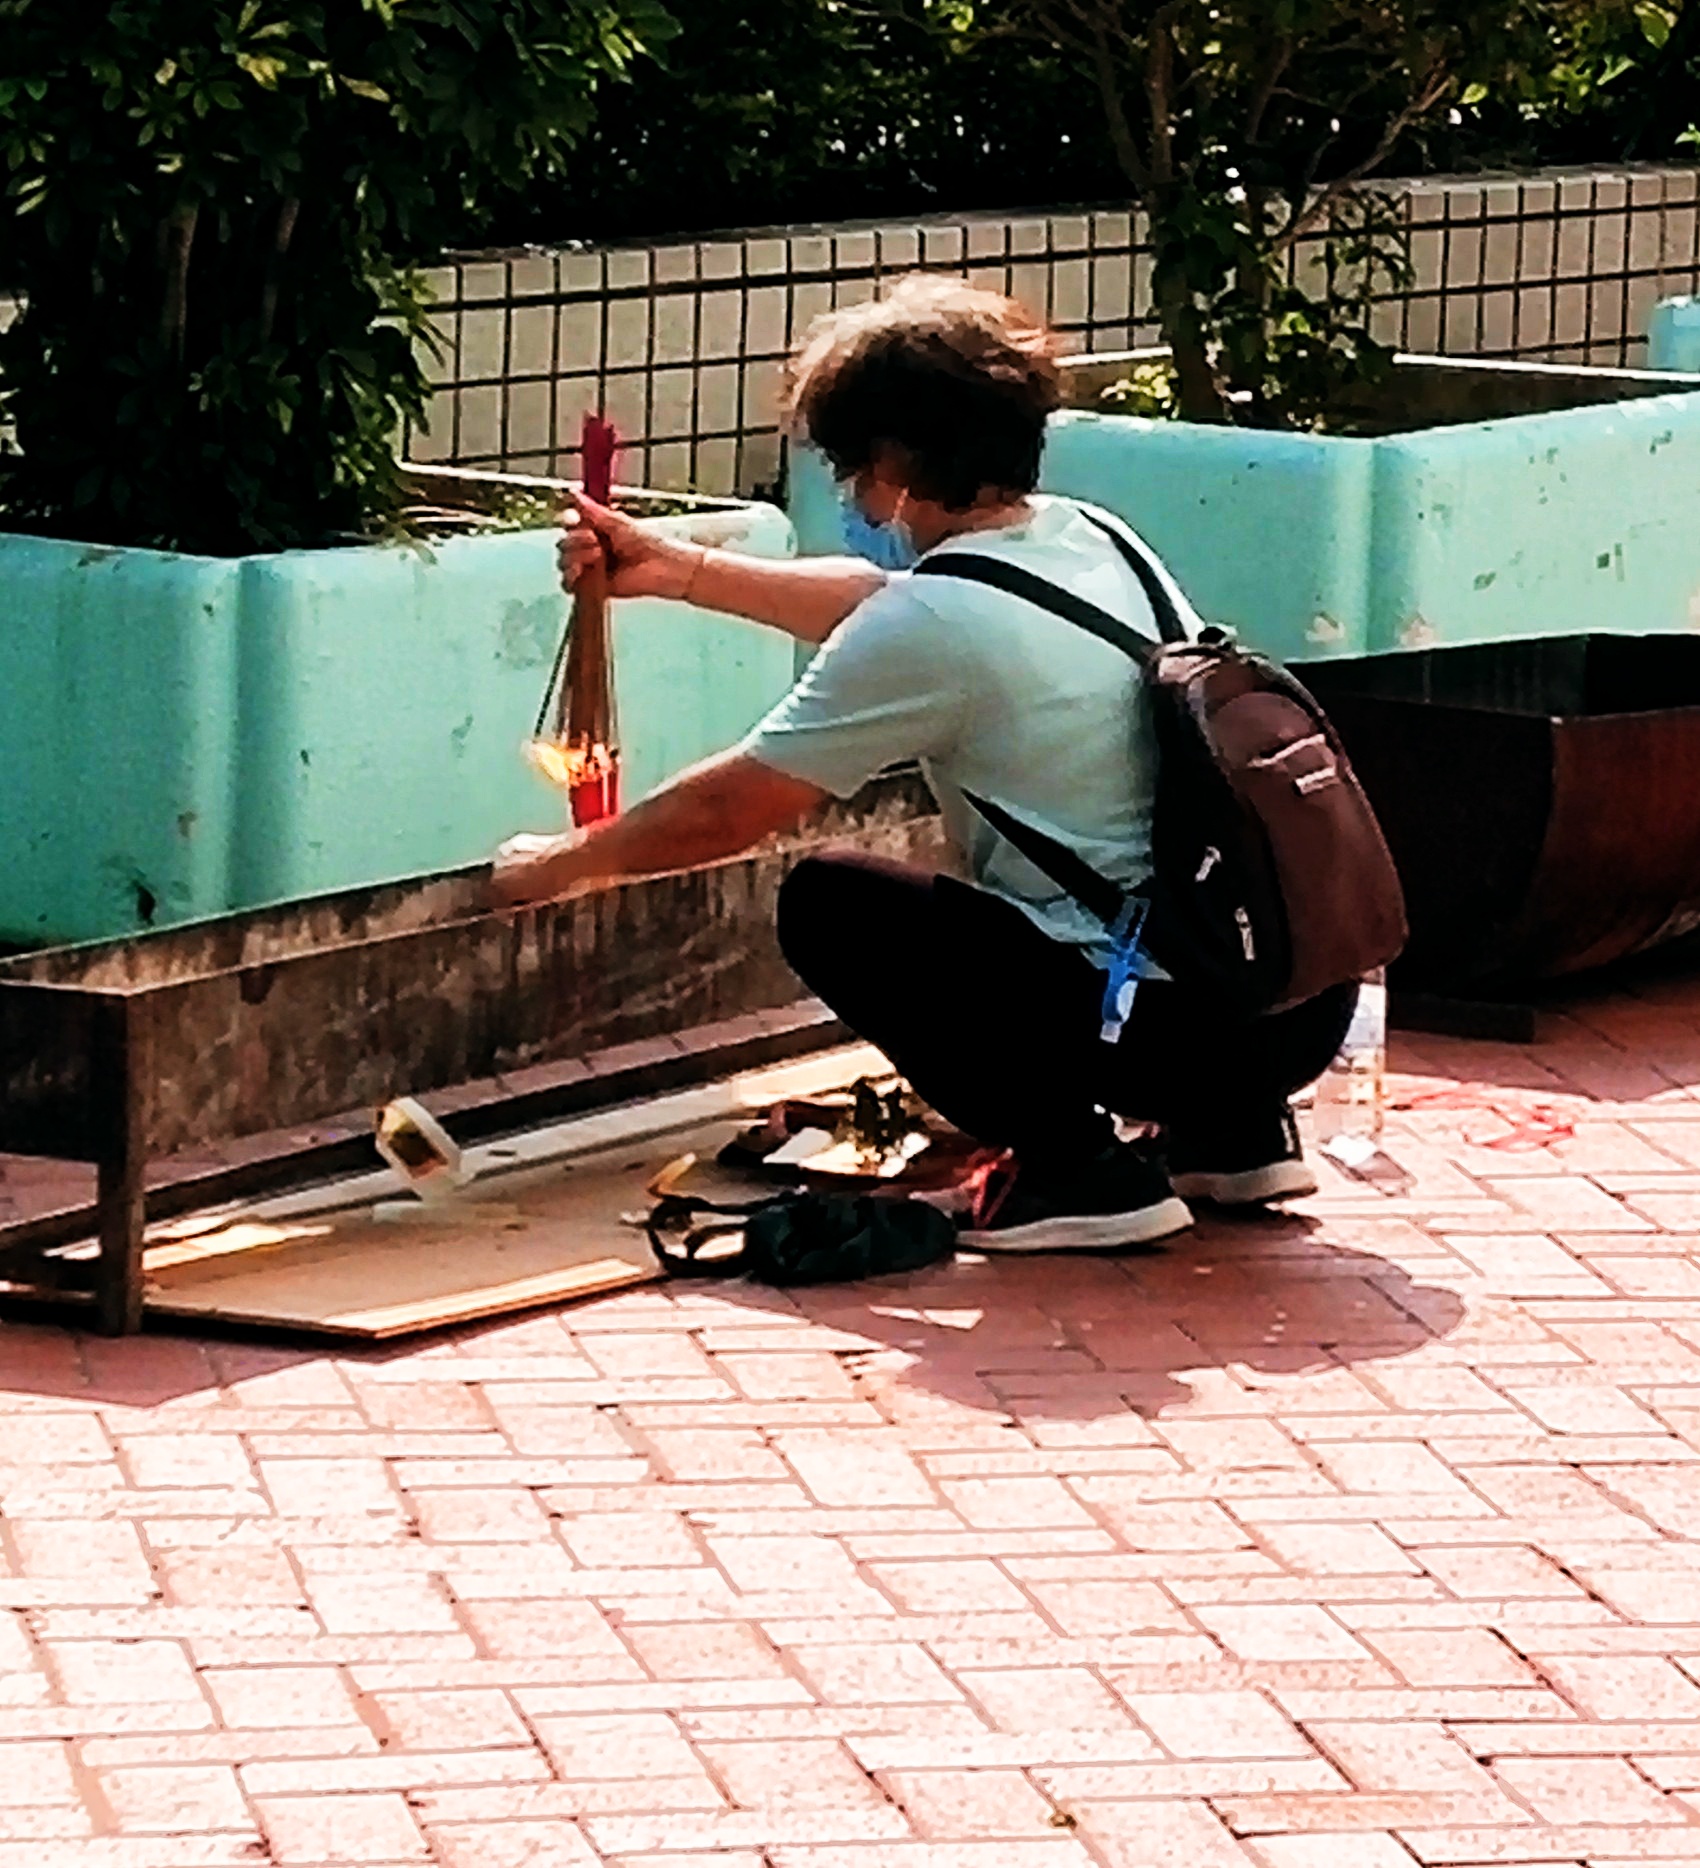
[133,1043,891,1341]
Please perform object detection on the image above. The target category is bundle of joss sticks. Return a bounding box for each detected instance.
[531,413,620,826]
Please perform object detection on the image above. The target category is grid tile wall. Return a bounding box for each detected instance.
[407,164,1700,498]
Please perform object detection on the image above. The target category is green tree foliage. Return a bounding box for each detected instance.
[467,0,1117,245]
[925,0,1657,426]
[466,1,1696,252]
[1434,0,1698,167]
[0,0,674,554]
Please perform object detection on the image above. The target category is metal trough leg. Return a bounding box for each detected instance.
[92,996,149,1335]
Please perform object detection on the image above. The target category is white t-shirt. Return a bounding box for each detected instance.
[742,496,1198,956]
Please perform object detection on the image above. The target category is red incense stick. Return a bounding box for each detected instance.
[562,414,621,826]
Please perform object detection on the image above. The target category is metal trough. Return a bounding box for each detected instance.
[1303,637,1700,994]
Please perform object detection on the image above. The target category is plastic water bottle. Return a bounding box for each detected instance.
[1313,969,1387,1170]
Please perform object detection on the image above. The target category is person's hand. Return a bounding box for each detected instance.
[489,831,589,911]
[558,490,705,602]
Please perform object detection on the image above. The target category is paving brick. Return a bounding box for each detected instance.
[10,1520,156,1602]
[559,1508,703,1569]
[703,1737,886,1809]
[202,1664,361,1729]
[367,1687,531,1751]
[95,1764,253,1833]
[1154,1418,1314,1473]
[457,1597,635,1665]
[721,1359,866,1404]
[118,1435,256,1491]
[1020,1578,1194,1637]
[1248,1839,1422,1867]
[1075,1796,1257,1865]
[44,1639,204,1704]
[1304,1721,1513,1798]
[1190,1605,1375,1663]
[791,1643,964,1706]
[1256,1522,1423,1577]
[774,1431,937,1507]
[1069,1491,1252,1551]
[1123,1690,1316,1761]
[880,1767,1059,1836]
[5,1739,81,1805]
[302,1570,466,1637]
[1310,1442,1477,1498]
[155,1548,305,1608]
[429,1818,601,1865]
[534,1711,703,1780]
[958,1666,1135,1733]
[258,1455,400,1516]
[407,1488,554,1543]
[1536,1654,1700,1720]
[1361,1629,1538,1688]
[639,1428,788,1484]
[866,1560,1030,1615]
[1578,1567,1700,1623]
[708,1532,865,1594]
[767,1847,1094,1867]
[936,1477,1097,1530]
[256,1789,430,1861]
[624,1621,789,1681]
[1490,1756,1683,1824]
[1412,1545,1586,1600]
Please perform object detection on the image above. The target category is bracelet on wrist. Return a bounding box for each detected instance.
[682,545,711,604]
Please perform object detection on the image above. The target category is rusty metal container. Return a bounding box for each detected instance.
[1301,636,1700,993]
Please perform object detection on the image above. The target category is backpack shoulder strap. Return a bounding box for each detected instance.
[961,790,1131,929]
[913,552,1160,663]
[913,505,1191,650]
[1071,506,1193,646]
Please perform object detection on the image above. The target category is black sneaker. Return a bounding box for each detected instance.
[956,1142,1194,1253]
[1166,1105,1318,1206]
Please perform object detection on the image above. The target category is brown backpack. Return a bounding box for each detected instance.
[915,506,1407,1017]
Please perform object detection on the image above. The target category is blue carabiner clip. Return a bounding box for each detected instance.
[1100,897,1151,1045]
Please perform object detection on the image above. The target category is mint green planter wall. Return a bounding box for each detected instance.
[0,498,796,947]
[1651,298,1700,373]
[790,363,1700,667]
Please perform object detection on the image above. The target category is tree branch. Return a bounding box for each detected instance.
[1273,64,1453,252]
[1145,1,1183,186]
[260,196,300,345]
[158,203,199,365]
[1090,16,1150,191]
[1244,34,1292,148]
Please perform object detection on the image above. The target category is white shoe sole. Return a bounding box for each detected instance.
[959,1195,1194,1254]
[1170,1161,1318,1206]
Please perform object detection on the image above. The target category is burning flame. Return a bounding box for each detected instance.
[525,735,620,827]
[525,737,616,791]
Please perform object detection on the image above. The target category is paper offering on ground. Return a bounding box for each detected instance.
[765,1127,932,1178]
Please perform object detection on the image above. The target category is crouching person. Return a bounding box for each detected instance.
[491,276,1360,1250]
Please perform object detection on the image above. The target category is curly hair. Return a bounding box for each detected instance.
[787,274,1062,511]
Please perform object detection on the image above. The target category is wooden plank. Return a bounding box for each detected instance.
[134,1043,892,1341]
[138,1124,732,1341]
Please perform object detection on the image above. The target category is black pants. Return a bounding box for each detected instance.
[777,853,1356,1168]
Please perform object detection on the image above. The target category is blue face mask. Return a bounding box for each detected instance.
[841,500,920,572]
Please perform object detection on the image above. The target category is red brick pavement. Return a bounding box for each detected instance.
[14,983,1700,1862]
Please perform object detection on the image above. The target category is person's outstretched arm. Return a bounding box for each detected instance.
[562,492,882,646]
[489,751,828,909]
